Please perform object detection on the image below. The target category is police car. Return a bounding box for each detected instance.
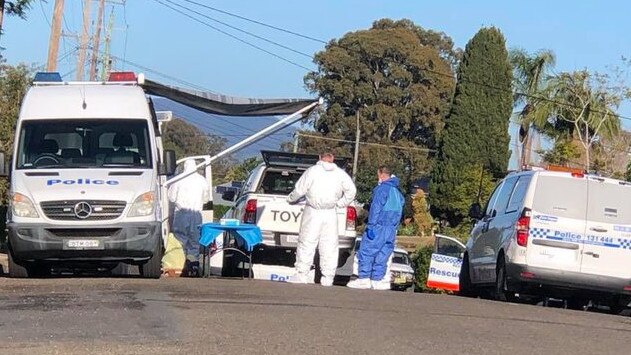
[462,166,631,313]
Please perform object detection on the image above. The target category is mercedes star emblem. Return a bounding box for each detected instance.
[74,202,92,219]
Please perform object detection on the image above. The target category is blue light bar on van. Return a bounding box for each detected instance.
[33,72,62,82]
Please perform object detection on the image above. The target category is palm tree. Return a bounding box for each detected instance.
[510,49,556,167]
[542,70,621,170]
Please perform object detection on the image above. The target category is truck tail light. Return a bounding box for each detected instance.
[346,206,357,231]
[516,215,530,247]
[243,199,257,224]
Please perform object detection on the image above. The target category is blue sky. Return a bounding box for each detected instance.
[1,0,630,167]
[2,0,629,99]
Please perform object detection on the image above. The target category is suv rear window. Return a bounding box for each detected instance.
[532,176,587,220]
[256,170,302,195]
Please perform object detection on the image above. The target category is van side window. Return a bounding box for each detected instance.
[493,176,518,216]
[485,181,504,217]
[506,176,532,214]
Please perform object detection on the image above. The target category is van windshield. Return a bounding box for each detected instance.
[16,119,152,169]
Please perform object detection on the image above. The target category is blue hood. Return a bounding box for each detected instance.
[381,176,400,188]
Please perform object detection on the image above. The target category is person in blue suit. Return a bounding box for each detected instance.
[347,166,404,290]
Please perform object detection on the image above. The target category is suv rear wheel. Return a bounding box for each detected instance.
[458,254,477,298]
[494,258,517,302]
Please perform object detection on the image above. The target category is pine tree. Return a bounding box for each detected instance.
[430,27,513,226]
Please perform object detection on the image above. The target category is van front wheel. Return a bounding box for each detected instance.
[8,248,29,278]
[140,242,163,279]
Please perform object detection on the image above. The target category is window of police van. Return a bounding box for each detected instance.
[505,176,532,214]
[532,176,587,219]
[493,176,517,216]
[586,180,631,224]
[17,119,152,169]
[484,181,505,217]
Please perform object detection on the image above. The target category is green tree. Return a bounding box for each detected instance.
[510,48,556,167]
[625,161,631,182]
[0,0,35,35]
[161,118,232,179]
[430,27,513,227]
[538,70,623,170]
[0,62,31,202]
[303,19,457,201]
[223,157,261,183]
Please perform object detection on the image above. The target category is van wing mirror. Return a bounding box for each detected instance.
[0,153,8,177]
[468,202,483,220]
[221,190,236,202]
[161,150,177,176]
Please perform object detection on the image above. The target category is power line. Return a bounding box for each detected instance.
[298,133,436,153]
[152,0,313,71]
[106,52,217,93]
[162,0,313,59]
[182,0,327,44]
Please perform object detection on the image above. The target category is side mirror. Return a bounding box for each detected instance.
[468,202,483,220]
[221,190,236,202]
[161,150,177,176]
[0,153,7,177]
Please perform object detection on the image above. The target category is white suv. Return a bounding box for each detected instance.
[461,168,631,312]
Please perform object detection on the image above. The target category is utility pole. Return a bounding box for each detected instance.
[76,0,91,81]
[89,0,106,81]
[293,132,299,153]
[46,0,65,71]
[352,110,360,181]
[0,1,6,36]
[100,7,115,81]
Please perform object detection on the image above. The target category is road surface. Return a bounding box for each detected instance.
[0,268,630,355]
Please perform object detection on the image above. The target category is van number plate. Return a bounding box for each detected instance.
[64,239,103,250]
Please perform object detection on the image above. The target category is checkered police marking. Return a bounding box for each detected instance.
[529,228,551,239]
[619,239,631,250]
[529,228,631,250]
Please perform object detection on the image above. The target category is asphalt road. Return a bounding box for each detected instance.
[1,269,631,355]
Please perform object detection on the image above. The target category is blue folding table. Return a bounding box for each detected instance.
[199,223,263,279]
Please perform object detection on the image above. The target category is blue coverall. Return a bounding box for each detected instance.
[357,176,405,281]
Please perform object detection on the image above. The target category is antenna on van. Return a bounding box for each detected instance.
[475,163,484,203]
[79,85,87,110]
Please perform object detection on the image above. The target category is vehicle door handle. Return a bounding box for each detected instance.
[482,223,490,233]
[583,251,600,258]
[589,227,608,233]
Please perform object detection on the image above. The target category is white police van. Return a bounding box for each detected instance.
[5,72,177,278]
[462,166,631,312]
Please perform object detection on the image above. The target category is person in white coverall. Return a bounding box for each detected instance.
[286,152,356,286]
[168,159,210,277]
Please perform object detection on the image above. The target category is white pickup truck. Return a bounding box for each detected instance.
[216,151,358,281]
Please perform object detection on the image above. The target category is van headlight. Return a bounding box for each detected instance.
[11,193,39,218]
[128,192,155,217]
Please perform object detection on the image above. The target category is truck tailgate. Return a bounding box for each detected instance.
[255,195,305,234]
[254,194,350,236]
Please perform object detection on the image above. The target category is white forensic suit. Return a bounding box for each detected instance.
[287,160,356,286]
[168,159,210,263]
